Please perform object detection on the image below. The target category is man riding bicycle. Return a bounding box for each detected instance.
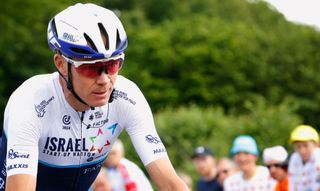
[0,3,188,191]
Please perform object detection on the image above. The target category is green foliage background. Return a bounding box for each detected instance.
[1,0,320,188]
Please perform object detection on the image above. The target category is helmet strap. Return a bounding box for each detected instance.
[66,63,95,109]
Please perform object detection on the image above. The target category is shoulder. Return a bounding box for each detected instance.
[3,73,57,139]
[313,148,320,164]
[255,166,274,184]
[114,76,147,102]
[4,73,58,130]
[111,75,151,116]
[114,75,141,96]
[256,165,269,175]
[289,152,300,164]
[8,73,57,103]
[17,73,56,91]
[314,148,320,157]
[224,171,242,185]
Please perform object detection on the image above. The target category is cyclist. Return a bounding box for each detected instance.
[288,125,320,191]
[0,3,188,191]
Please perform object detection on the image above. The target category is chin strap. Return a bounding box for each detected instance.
[66,63,91,106]
[109,89,115,103]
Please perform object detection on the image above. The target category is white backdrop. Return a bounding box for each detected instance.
[263,0,320,30]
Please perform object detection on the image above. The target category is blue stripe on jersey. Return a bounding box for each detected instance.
[38,154,108,168]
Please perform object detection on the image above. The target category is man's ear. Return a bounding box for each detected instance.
[54,54,67,76]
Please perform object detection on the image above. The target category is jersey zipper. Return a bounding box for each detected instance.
[70,111,85,191]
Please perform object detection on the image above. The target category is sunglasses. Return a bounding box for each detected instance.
[219,169,229,174]
[61,53,124,78]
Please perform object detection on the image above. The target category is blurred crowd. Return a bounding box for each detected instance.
[190,124,320,191]
[90,124,320,191]
[89,139,153,191]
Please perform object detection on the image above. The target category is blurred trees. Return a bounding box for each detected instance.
[115,0,320,128]
[119,97,301,184]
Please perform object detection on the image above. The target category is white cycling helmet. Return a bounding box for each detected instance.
[47,3,128,59]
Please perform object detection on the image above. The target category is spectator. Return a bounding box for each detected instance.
[224,135,276,191]
[263,146,289,191]
[288,125,320,191]
[191,146,223,191]
[217,157,238,186]
[91,168,112,191]
[103,139,154,191]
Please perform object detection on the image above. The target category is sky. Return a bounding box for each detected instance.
[263,0,320,30]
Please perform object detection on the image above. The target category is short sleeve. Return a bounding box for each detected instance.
[4,89,41,177]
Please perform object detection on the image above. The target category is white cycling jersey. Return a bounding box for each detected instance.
[0,72,168,191]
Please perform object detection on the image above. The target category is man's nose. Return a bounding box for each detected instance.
[96,69,111,84]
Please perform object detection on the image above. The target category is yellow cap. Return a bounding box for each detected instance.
[290,125,319,143]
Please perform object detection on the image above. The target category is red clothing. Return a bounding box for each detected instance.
[119,164,138,191]
[275,177,288,191]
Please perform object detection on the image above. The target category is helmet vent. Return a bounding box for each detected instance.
[51,19,58,36]
[116,29,121,50]
[98,23,109,50]
[69,47,93,55]
[84,33,98,52]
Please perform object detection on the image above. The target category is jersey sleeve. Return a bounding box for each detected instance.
[4,87,41,177]
[115,78,168,166]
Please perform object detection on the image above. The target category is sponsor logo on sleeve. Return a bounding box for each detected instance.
[7,149,30,160]
[7,164,28,171]
[113,90,136,105]
[153,148,166,154]
[34,96,54,117]
[145,134,161,144]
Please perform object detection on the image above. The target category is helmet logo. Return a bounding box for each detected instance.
[48,27,61,48]
[63,32,78,42]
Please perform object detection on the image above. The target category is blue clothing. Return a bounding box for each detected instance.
[197,177,223,191]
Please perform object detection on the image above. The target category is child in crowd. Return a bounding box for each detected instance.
[263,145,289,191]
[224,135,275,191]
[288,125,320,191]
